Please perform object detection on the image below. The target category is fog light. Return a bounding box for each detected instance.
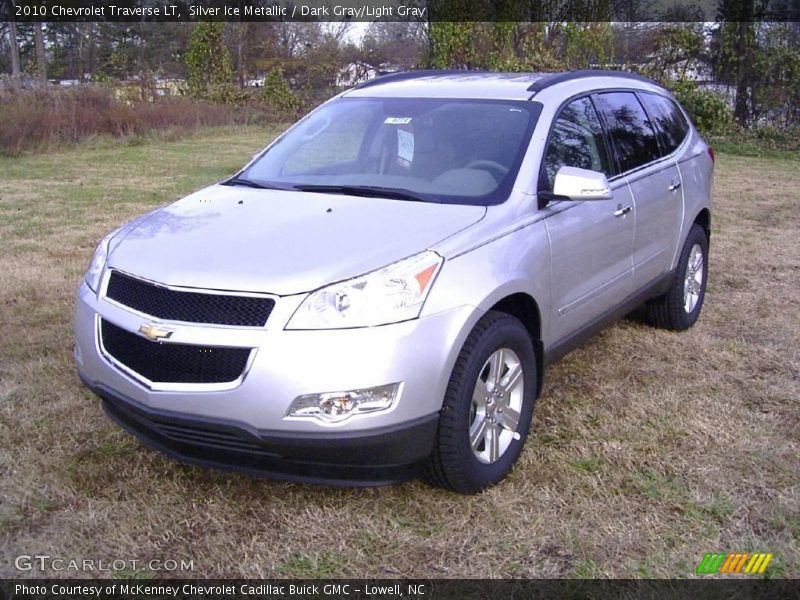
[286,383,401,423]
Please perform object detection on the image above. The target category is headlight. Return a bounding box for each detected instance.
[84,231,117,292]
[286,250,444,329]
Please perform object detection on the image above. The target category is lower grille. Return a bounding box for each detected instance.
[151,421,277,456]
[101,319,251,385]
[102,398,281,458]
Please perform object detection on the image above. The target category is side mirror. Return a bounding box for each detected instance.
[552,166,612,201]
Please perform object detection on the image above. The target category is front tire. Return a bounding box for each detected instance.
[426,311,537,494]
[645,223,709,331]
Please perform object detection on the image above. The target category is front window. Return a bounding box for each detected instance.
[542,96,611,192]
[237,97,540,205]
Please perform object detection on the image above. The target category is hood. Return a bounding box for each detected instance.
[108,184,485,295]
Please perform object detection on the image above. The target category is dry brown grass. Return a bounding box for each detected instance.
[0,130,797,579]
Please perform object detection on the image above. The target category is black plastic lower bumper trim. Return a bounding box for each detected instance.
[79,374,438,487]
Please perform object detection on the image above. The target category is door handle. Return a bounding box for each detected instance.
[669,181,682,191]
[614,205,632,217]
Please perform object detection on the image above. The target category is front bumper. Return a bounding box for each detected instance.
[82,374,437,485]
[75,279,478,483]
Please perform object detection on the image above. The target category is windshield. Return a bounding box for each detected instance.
[237,97,540,205]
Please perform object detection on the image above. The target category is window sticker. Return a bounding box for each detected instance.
[384,117,413,125]
[397,129,415,166]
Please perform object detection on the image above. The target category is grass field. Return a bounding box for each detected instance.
[0,127,797,578]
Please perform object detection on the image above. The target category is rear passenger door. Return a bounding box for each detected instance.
[541,96,636,344]
[594,91,684,287]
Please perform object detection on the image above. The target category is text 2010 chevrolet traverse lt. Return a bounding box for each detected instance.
[75,70,713,493]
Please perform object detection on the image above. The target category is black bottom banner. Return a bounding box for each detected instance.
[1,579,798,600]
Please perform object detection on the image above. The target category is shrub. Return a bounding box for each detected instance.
[262,68,301,115]
[0,86,270,155]
[707,125,800,158]
[669,80,733,135]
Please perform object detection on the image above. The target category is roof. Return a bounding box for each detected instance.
[345,70,549,100]
[343,69,663,101]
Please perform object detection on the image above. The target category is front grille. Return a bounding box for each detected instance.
[106,270,274,327]
[101,319,251,384]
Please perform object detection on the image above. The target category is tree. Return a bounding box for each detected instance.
[559,22,615,69]
[633,24,707,83]
[254,23,352,101]
[360,23,425,71]
[710,0,800,128]
[732,21,757,126]
[427,23,564,72]
[714,0,761,126]
[34,22,46,83]
[185,22,235,100]
[8,0,21,89]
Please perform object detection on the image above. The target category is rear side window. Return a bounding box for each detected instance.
[542,96,611,191]
[594,92,661,173]
[639,93,690,155]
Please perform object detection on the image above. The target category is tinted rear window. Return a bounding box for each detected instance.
[639,92,690,155]
[594,92,661,173]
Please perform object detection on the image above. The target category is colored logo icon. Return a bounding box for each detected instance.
[697,552,773,574]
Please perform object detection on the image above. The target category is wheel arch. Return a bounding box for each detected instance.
[486,292,545,399]
[693,208,711,246]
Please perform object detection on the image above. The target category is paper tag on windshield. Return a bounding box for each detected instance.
[385,117,412,125]
[397,129,414,165]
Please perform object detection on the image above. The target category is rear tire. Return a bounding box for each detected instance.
[426,311,537,494]
[645,223,709,331]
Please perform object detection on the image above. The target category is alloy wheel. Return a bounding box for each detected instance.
[469,348,524,464]
[683,243,704,313]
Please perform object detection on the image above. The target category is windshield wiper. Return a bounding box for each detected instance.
[223,177,289,190]
[291,184,437,203]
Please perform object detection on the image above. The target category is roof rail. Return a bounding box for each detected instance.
[353,69,494,90]
[527,69,658,94]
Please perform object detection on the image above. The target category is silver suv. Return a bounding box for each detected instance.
[74,70,713,493]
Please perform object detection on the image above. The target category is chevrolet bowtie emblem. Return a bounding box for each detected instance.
[139,323,173,342]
